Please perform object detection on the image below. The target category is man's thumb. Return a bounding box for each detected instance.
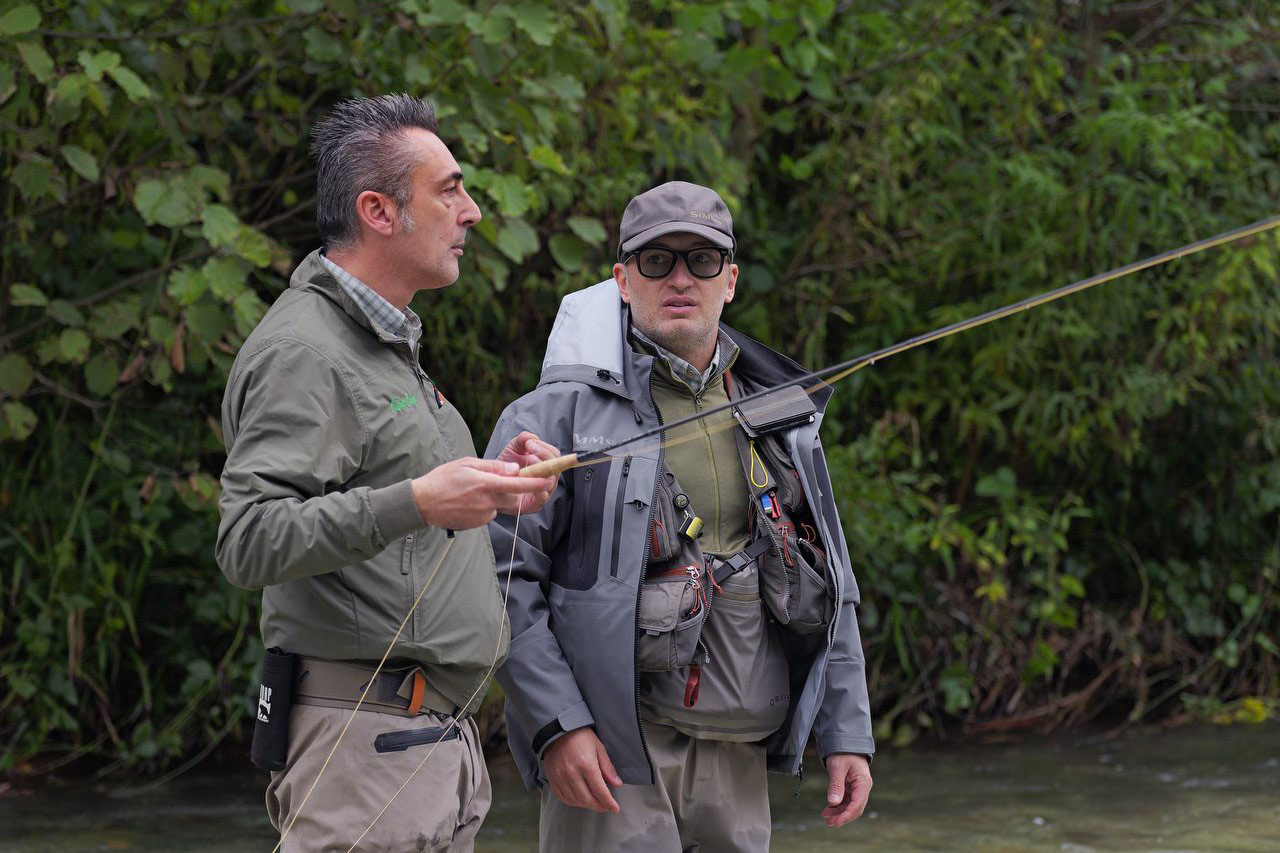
[827,778,845,805]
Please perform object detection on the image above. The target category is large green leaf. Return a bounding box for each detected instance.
[11,159,55,201]
[76,49,121,82]
[60,145,100,182]
[88,300,142,339]
[9,283,48,307]
[202,256,251,302]
[2,402,37,441]
[502,2,559,46]
[567,216,607,244]
[58,328,92,363]
[0,353,34,395]
[495,218,539,262]
[46,299,85,327]
[105,64,153,102]
[487,175,533,217]
[84,354,120,397]
[0,5,40,36]
[548,232,586,271]
[15,41,52,83]
[166,266,207,306]
[133,178,199,228]
[528,144,569,175]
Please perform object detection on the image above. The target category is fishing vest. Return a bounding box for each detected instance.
[636,361,833,741]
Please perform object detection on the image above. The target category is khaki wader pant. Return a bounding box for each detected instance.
[267,703,490,852]
[539,721,771,852]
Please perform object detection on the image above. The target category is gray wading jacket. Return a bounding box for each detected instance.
[486,281,875,788]
[217,250,509,713]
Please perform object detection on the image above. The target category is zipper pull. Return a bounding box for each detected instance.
[683,664,701,708]
[622,456,632,476]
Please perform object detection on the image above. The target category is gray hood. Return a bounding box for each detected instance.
[539,279,834,415]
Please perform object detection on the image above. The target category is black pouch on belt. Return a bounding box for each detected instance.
[250,647,296,771]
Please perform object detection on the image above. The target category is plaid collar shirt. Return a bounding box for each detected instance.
[321,254,422,348]
[631,325,739,397]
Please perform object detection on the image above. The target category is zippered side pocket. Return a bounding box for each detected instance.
[373,724,460,753]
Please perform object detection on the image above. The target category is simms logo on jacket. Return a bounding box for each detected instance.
[390,393,418,413]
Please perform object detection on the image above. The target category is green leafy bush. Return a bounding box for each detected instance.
[1,0,1276,771]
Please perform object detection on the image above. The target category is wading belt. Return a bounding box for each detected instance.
[292,657,463,720]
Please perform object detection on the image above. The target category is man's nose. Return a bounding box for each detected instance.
[458,185,481,227]
[668,256,696,286]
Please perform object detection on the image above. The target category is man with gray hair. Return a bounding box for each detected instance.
[217,93,558,850]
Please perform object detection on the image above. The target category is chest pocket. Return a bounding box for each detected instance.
[558,463,607,590]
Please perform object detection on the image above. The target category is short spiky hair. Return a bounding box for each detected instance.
[310,94,438,249]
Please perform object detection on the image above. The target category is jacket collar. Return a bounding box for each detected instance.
[538,279,832,413]
[289,248,408,346]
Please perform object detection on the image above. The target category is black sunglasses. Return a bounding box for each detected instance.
[624,245,732,279]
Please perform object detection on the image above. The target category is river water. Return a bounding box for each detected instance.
[1,722,1276,851]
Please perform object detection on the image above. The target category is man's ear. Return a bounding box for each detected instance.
[613,263,632,304]
[354,190,396,239]
[723,263,739,304]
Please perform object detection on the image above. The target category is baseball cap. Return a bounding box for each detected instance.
[617,181,735,258]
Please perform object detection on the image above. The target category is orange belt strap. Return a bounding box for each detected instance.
[407,670,427,716]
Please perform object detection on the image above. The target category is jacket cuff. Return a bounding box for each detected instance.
[533,701,596,758]
[817,734,876,761]
[366,479,423,544]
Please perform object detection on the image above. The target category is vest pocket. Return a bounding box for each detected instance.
[756,504,834,634]
[649,468,684,561]
[636,573,707,671]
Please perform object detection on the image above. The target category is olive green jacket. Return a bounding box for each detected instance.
[216,250,508,713]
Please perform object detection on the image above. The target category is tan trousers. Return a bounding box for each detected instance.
[267,703,490,852]
[539,722,771,852]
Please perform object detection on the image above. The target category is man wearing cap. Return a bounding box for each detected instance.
[486,181,875,850]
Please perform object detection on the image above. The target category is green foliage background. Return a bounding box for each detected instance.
[1,0,1277,772]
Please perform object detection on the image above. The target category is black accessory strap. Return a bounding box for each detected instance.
[710,537,771,586]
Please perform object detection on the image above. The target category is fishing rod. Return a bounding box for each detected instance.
[520,213,1280,478]
[284,214,1278,848]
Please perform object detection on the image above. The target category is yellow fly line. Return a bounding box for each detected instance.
[520,213,1280,479]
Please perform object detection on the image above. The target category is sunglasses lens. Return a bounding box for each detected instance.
[686,249,723,278]
[636,249,675,277]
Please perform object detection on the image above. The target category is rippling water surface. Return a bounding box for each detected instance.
[2,722,1276,851]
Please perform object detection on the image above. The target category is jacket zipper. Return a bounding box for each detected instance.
[608,456,633,579]
[633,374,663,783]
[405,342,428,643]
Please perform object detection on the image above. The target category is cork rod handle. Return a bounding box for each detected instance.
[519,453,580,478]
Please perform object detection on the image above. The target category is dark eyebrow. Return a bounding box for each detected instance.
[442,170,463,187]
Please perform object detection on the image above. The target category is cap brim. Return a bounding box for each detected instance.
[620,222,735,255]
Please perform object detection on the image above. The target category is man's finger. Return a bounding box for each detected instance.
[597,743,623,787]
[583,766,620,813]
[827,777,845,806]
[484,472,556,493]
[464,457,521,475]
[573,772,610,812]
[528,437,560,460]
